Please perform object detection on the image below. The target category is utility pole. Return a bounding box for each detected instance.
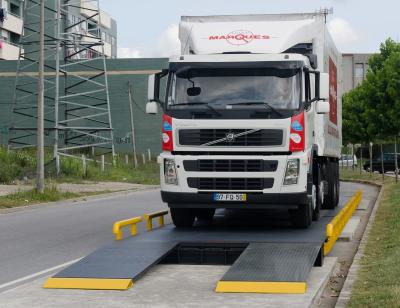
[128,82,138,168]
[36,0,45,193]
[54,0,61,175]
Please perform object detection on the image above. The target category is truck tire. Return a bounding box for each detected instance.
[322,161,336,209]
[195,208,215,221]
[290,202,312,228]
[334,161,340,207]
[170,208,195,228]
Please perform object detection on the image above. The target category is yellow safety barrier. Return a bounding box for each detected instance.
[144,210,169,231]
[113,216,142,241]
[324,190,363,255]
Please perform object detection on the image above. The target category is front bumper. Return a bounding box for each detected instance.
[159,151,311,208]
[162,191,308,209]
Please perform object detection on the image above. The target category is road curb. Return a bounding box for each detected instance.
[335,183,384,307]
[311,257,339,307]
[340,179,383,187]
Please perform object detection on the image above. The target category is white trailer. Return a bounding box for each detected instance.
[146,12,342,228]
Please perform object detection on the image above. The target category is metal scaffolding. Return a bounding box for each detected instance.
[9,0,115,172]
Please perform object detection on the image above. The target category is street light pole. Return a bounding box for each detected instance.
[36,0,45,193]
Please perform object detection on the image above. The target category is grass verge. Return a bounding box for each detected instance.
[0,147,160,185]
[56,158,160,185]
[340,169,400,307]
[0,186,113,209]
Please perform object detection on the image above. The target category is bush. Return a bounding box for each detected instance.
[0,147,36,183]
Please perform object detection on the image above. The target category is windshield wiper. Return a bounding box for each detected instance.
[169,102,221,117]
[227,102,283,117]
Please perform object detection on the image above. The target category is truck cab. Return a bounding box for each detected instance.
[147,13,342,228]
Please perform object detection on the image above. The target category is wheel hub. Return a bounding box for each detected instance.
[319,181,325,205]
[311,184,317,210]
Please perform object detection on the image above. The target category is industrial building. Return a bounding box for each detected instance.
[0,58,167,155]
[0,0,117,60]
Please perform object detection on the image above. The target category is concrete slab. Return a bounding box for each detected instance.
[357,199,369,210]
[0,258,337,308]
[338,217,361,242]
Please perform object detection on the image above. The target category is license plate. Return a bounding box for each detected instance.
[213,193,247,201]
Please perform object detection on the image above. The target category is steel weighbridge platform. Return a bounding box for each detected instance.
[44,191,362,294]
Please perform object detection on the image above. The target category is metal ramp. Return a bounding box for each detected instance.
[44,191,363,293]
[43,221,327,292]
[45,241,178,290]
[216,243,321,294]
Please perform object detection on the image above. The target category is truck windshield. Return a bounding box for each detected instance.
[166,67,301,119]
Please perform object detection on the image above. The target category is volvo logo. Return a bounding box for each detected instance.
[200,129,261,147]
[226,133,236,142]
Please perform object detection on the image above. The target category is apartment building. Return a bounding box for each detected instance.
[342,53,373,93]
[0,0,23,60]
[68,1,117,58]
[0,0,117,60]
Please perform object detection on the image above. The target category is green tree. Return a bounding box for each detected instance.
[342,38,400,177]
[342,88,370,145]
[342,39,400,143]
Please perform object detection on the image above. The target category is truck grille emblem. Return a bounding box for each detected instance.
[198,129,261,146]
[226,133,236,142]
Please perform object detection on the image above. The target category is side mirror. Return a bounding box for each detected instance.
[147,74,156,102]
[319,73,329,101]
[146,101,158,115]
[316,100,330,114]
[187,87,201,96]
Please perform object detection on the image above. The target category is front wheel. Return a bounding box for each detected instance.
[195,208,215,221]
[170,207,195,228]
[290,202,312,228]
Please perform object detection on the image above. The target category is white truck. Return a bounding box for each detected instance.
[146,12,342,228]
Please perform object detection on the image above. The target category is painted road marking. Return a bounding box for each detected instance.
[0,258,82,293]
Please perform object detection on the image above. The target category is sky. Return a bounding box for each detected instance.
[100,0,400,58]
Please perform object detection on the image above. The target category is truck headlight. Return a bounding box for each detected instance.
[164,159,178,185]
[284,159,299,185]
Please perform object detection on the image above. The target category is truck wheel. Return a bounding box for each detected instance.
[322,161,335,209]
[195,208,215,221]
[290,202,312,228]
[334,161,340,207]
[170,208,195,228]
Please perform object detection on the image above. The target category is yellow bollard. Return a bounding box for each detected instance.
[113,216,142,241]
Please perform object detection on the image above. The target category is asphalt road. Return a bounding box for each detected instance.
[0,189,166,287]
[0,182,366,292]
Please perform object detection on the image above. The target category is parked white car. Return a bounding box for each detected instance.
[339,154,357,167]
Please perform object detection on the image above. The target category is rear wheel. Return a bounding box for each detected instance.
[290,201,312,228]
[334,161,340,207]
[195,208,215,221]
[322,161,337,209]
[170,207,195,228]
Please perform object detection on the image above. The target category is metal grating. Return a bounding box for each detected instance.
[183,159,278,172]
[179,129,283,147]
[221,243,321,282]
[187,177,274,190]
